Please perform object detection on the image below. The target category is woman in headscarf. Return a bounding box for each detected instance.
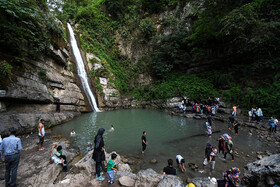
[92,128,105,181]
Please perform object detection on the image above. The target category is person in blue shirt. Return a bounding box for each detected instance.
[269,117,275,132]
[0,128,22,187]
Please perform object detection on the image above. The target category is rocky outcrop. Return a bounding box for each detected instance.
[243,154,280,187]
[49,151,183,187]
[191,177,217,187]
[0,38,89,135]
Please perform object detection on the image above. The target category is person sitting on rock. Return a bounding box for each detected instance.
[48,142,59,165]
[163,159,177,175]
[55,145,67,172]
[85,142,93,154]
[176,155,186,173]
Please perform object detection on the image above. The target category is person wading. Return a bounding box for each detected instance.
[0,128,22,187]
[142,131,148,155]
[38,119,45,151]
[92,128,105,181]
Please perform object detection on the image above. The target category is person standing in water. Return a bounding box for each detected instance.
[38,119,45,151]
[142,131,147,155]
[92,128,105,181]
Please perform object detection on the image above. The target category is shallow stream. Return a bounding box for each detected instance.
[51,109,271,182]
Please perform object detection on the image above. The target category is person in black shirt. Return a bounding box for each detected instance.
[207,115,213,126]
[233,121,240,135]
[200,143,212,173]
[163,159,177,175]
[142,131,147,155]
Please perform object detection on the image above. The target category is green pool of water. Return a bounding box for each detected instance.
[51,109,269,180]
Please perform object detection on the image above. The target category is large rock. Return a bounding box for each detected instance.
[162,97,182,108]
[243,154,280,187]
[191,177,217,187]
[119,176,136,187]
[157,175,184,187]
[134,169,164,187]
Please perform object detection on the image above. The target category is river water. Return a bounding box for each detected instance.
[51,109,270,181]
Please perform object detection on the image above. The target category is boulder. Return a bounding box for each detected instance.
[157,175,184,187]
[162,97,181,108]
[119,176,136,187]
[134,169,164,187]
[150,159,158,164]
[191,177,217,187]
[243,154,280,187]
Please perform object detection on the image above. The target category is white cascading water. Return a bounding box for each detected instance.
[67,23,100,112]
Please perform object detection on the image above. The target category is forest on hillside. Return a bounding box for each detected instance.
[1,0,280,115]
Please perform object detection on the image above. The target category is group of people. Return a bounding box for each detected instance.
[268,117,278,133]
[178,101,219,116]
[248,107,263,121]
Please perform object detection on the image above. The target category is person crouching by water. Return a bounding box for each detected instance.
[142,131,148,155]
[163,159,177,175]
[176,155,186,173]
[0,128,22,187]
[56,145,68,172]
[92,128,105,181]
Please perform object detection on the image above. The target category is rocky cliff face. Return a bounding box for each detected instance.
[0,36,90,135]
[243,153,280,187]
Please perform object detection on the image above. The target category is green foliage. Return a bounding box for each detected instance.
[0,0,64,61]
[139,17,156,40]
[104,0,134,19]
[0,61,13,80]
[151,23,190,78]
[133,73,218,101]
[223,79,280,116]
[141,0,180,13]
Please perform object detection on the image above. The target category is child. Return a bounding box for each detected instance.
[70,129,76,136]
[206,122,212,138]
[107,153,117,184]
[85,142,93,154]
[176,155,186,173]
[56,145,68,172]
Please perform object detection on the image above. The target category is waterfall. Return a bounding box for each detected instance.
[67,23,100,112]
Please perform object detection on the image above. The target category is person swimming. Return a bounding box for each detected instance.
[110,125,114,131]
[70,129,76,136]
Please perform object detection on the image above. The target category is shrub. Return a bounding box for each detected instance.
[139,17,156,40]
[0,61,12,80]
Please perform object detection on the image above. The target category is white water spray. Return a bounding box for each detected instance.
[67,23,100,112]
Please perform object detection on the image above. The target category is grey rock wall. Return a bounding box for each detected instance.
[0,41,89,135]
